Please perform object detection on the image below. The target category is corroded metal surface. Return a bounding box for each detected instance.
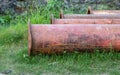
[51,19,120,24]
[87,7,120,14]
[91,10,120,14]
[28,24,120,55]
[60,14,120,19]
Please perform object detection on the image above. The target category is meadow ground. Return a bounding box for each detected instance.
[0,42,120,75]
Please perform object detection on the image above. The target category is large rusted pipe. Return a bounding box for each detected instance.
[51,18,120,24]
[60,14,120,19]
[60,10,120,19]
[56,13,120,24]
[91,10,120,14]
[28,23,120,55]
[87,6,120,14]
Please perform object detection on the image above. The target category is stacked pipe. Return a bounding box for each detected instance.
[87,6,120,14]
[28,7,120,56]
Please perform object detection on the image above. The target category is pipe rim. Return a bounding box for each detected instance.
[60,9,63,19]
[28,20,32,56]
[87,6,93,14]
[50,14,54,24]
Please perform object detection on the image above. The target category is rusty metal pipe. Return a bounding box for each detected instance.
[87,6,120,14]
[60,14,120,19]
[91,10,120,14]
[28,23,120,55]
[53,14,120,24]
[60,9,120,19]
[51,18,120,24]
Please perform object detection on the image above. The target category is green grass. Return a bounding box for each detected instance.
[0,0,120,75]
[0,42,120,75]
